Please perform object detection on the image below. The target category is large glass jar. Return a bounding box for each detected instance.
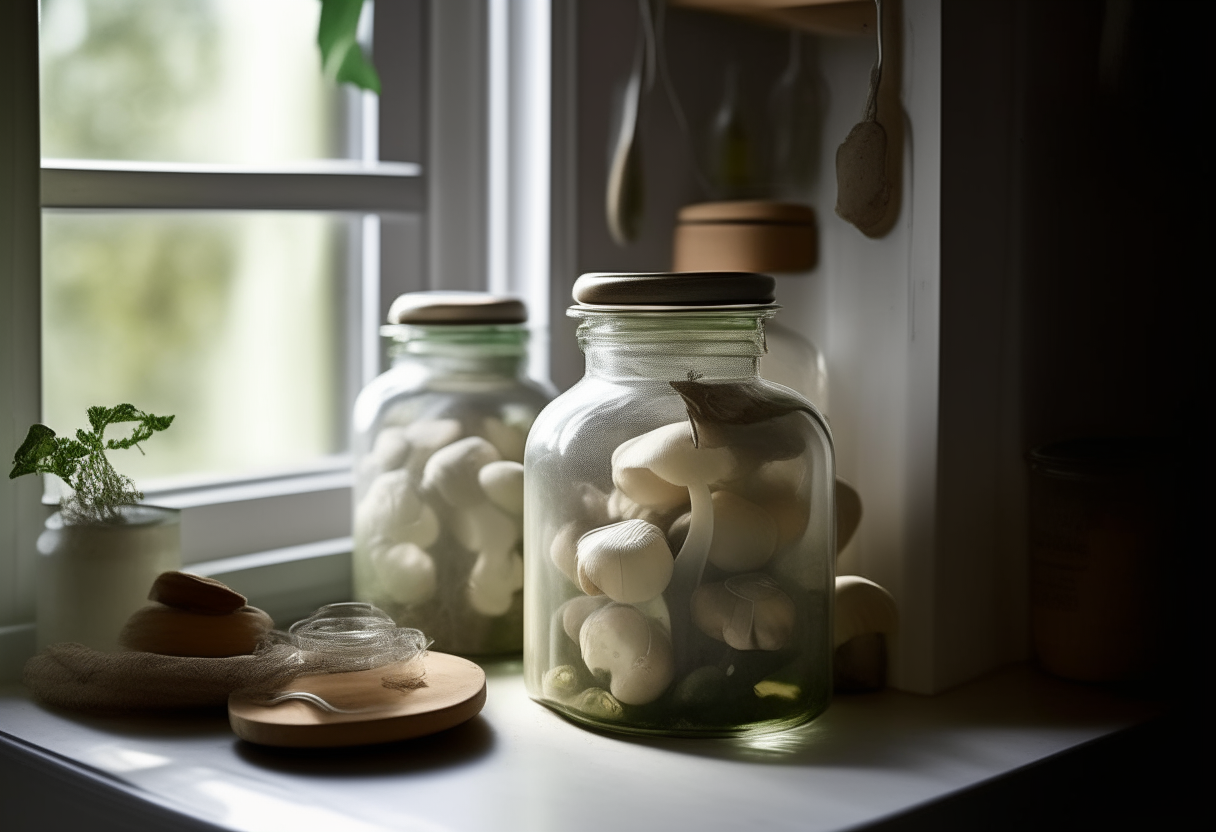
[353,292,554,656]
[524,273,835,736]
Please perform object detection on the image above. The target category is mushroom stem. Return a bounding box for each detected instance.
[665,480,715,669]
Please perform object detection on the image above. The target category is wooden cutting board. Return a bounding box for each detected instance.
[228,652,486,748]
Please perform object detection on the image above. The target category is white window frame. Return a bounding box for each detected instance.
[1,0,566,677]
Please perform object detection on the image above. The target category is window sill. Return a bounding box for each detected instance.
[0,663,1195,832]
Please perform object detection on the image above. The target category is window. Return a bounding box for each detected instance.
[35,0,427,586]
[2,0,560,668]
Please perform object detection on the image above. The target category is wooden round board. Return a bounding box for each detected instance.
[228,652,486,748]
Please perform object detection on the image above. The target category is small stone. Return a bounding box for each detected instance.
[120,603,274,657]
[148,571,247,615]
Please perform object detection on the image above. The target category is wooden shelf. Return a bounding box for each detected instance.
[670,0,875,38]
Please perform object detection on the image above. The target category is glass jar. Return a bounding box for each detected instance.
[524,272,835,736]
[352,292,555,656]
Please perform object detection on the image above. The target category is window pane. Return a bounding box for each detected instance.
[40,0,353,164]
[42,212,352,484]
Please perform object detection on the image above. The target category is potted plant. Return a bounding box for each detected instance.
[9,404,177,652]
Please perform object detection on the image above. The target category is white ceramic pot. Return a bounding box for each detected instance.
[36,504,181,652]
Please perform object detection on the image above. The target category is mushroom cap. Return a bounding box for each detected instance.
[611,422,736,509]
[467,550,524,617]
[481,415,527,463]
[452,501,520,558]
[834,575,897,648]
[542,664,583,700]
[692,573,797,651]
[573,687,624,720]
[558,595,612,642]
[579,604,674,705]
[422,435,501,508]
[373,542,438,606]
[355,469,426,545]
[364,426,414,477]
[478,460,525,516]
[369,418,462,478]
[576,519,674,604]
[576,484,612,526]
[706,490,779,572]
[398,418,459,464]
[549,521,584,586]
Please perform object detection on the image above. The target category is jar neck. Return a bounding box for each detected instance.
[386,324,530,380]
[571,308,773,382]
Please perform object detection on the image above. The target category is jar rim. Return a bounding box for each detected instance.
[567,304,780,317]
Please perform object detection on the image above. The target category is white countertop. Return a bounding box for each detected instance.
[0,661,1158,832]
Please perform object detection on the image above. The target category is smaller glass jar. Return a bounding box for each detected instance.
[352,292,555,655]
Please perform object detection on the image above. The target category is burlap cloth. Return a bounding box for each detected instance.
[23,642,302,712]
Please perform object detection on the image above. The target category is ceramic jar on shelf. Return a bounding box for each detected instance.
[352,292,554,656]
[524,272,835,736]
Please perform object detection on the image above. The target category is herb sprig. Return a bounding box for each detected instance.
[9,404,174,524]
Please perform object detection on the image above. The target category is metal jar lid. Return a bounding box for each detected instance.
[571,272,776,310]
[387,291,527,325]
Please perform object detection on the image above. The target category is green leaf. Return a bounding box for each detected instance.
[9,403,174,519]
[336,39,381,95]
[9,424,57,479]
[317,0,380,95]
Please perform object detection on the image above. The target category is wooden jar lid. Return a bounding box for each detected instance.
[388,292,527,325]
[673,200,817,274]
[572,272,776,308]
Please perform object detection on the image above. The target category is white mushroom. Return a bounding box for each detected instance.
[607,488,683,528]
[466,548,524,617]
[542,664,582,700]
[548,485,612,586]
[549,522,584,586]
[372,542,438,606]
[573,687,624,720]
[363,426,413,477]
[558,595,611,641]
[422,436,501,508]
[739,457,810,548]
[481,415,528,463]
[400,418,463,470]
[355,469,440,549]
[611,421,735,593]
[478,460,524,516]
[452,501,520,557]
[834,575,897,648]
[691,573,796,651]
[579,603,674,706]
[575,483,612,526]
[705,490,778,572]
[834,576,897,691]
[575,519,674,604]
